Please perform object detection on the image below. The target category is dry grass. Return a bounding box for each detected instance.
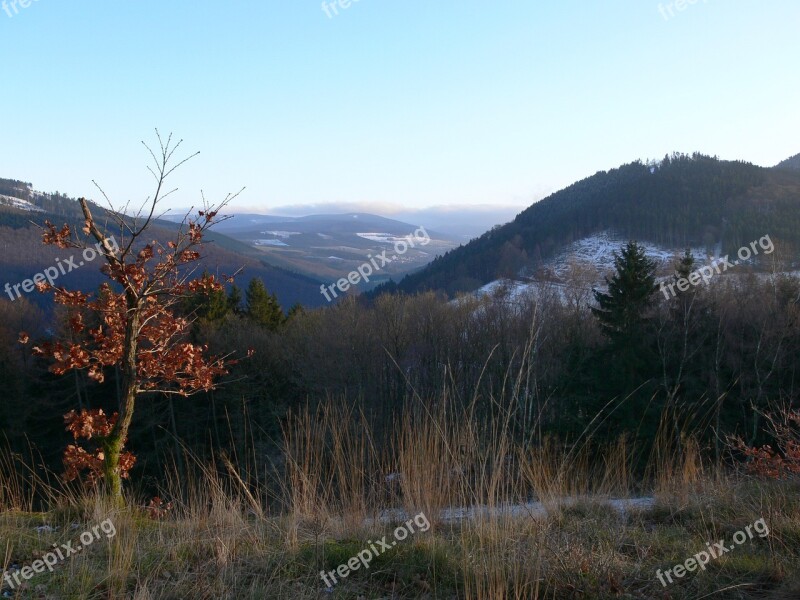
[1,397,799,599]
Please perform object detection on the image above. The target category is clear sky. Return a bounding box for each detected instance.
[1,0,798,215]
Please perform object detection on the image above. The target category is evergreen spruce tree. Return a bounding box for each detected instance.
[228,284,243,314]
[245,278,284,331]
[286,303,304,320]
[591,241,658,342]
[669,249,699,314]
[183,270,230,323]
[589,241,660,451]
[675,249,695,281]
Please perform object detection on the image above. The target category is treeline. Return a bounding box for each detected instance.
[0,178,89,221]
[776,152,800,171]
[0,178,32,199]
[391,154,800,295]
[2,245,799,486]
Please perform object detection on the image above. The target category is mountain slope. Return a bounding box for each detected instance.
[390,154,800,296]
[775,153,800,172]
[0,179,326,309]
[164,211,460,282]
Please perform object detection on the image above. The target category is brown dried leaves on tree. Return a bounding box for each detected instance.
[27,232,232,394]
[733,410,800,480]
[63,409,137,487]
[19,135,244,490]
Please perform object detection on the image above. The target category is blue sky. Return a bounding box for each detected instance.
[1,0,798,216]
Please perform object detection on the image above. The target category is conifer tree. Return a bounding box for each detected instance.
[286,302,304,320]
[227,284,243,315]
[184,270,230,323]
[591,241,658,342]
[589,241,660,444]
[245,278,284,330]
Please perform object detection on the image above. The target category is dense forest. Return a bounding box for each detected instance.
[2,158,799,599]
[387,154,800,295]
[776,152,800,172]
[2,238,798,493]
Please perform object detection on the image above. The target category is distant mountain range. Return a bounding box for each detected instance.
[6,151,800,308]
[0,180,324,309]
[228,204,528,240]
[0,180,459,309]
[160,212,460,283]
[384,152,800,296]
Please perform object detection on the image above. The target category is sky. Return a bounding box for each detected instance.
[1,0,798,218]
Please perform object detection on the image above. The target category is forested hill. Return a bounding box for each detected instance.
[0,179,326,309]
[776,153,800,172]
[388,153,800,296]
[0,178,85,217]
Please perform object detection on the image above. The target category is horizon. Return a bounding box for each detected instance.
[4,150,792,227]
[1,1,798,216]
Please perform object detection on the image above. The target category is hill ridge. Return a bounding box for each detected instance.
[386,153,800,296]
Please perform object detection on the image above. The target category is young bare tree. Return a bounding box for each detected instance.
[21,132,244,502]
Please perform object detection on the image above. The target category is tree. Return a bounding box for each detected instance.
[245,278,284,330]
[227,284,243,314]
[183,270,231,323]
[655,249,709,457]
[674,249,694,282]
[591,241,658,342]
[286,302,304,320]
[0,298,43,449]
[21,132,243,503]
[590,241,660,438]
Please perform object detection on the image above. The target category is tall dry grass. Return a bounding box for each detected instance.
[0,351,719,599]
[0,399,761,600]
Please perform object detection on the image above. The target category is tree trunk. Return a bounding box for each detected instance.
[102,296,140,504]
[102,434,124,502]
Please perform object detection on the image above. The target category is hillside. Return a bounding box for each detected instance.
[163,211,460,283]
[388,154,800,296]
[0,179,325,309]
[776,152,800,172]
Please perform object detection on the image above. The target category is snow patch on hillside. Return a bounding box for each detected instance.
[262,230,300,238]
[357,232,410,243]
[468,231,715,306]
[0,194,44,213]
[545,231,707,279]
[474,279,536,301]
[253,239,289,247]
